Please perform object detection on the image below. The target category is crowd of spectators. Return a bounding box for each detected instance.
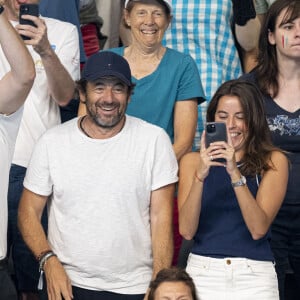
[0,1,299,300]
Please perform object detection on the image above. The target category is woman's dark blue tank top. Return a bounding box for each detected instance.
[191,166,274,261]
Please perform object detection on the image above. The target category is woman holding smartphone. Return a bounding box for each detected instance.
[178,79,288,299]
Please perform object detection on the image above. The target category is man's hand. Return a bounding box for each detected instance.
[14,13,77,106]
[44,256,73,300]
[15,15,52,57]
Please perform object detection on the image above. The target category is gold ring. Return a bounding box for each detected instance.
[210,155,213,161]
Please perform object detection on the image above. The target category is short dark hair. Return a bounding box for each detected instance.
[148,267,198,300]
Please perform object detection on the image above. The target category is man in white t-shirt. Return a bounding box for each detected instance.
[1,0,80,298]
[18,51,178,300]
[0,3,35,299]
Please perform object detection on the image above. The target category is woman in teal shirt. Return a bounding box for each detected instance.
[80,0,205,161]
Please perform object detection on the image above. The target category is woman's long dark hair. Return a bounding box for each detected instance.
[256,0,300,98]
[206,80,279,177]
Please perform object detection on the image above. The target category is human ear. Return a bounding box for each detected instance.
[78,90,87,104]
[268,30,276,45]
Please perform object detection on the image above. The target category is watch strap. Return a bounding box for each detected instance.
[232,175,246,188]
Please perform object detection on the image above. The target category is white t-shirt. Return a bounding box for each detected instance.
[24,116,178,294]
[0,108,23,259]
[0,17,80,168]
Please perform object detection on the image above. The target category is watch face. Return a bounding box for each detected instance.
[232,176,246,187]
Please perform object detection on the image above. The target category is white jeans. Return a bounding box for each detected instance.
[186,254,279,300]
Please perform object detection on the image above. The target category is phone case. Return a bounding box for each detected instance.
[19,4,39,40]
[205,122,227,148]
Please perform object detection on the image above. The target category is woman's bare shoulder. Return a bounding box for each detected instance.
[270,150,288,164]
[268,150,289,172]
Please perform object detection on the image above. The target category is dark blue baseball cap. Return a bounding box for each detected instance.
[81,51,132,86]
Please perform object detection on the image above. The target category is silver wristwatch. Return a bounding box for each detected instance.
[232,175,246,188]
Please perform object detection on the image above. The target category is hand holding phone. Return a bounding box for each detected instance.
[205,122,227,162]
[19,4,39,40]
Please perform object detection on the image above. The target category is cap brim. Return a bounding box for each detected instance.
[85,71,132,86]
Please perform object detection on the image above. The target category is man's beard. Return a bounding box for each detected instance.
[86,99,128,129]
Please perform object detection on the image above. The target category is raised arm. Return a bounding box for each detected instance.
[201,129,288,241]
[177,152,203,240]
[229,151,288,240]
[15,14,79,106]
[0,9,35,115]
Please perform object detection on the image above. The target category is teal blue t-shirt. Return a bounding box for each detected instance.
[108,47,205,142]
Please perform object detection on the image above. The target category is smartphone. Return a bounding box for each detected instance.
[205,122,227,148]
[19,4,39,40]
[205,122,227,162]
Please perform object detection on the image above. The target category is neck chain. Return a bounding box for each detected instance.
[79,115,127,138]
[79,116,92,138]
